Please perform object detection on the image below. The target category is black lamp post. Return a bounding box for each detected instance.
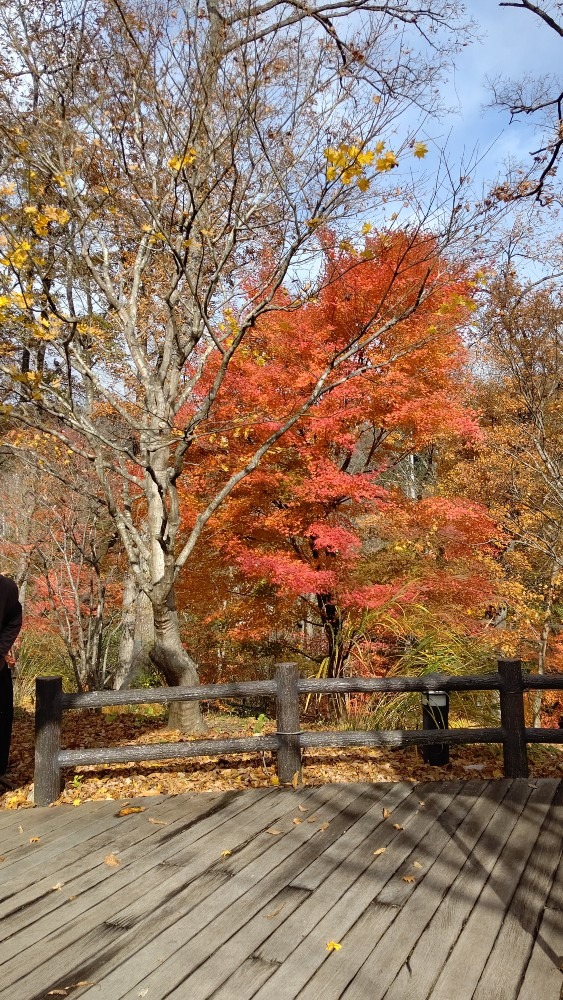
[421,690,449,765]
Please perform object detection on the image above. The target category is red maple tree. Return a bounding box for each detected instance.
[175,234,497,680]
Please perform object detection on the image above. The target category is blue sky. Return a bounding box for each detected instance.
[441,1,562,186]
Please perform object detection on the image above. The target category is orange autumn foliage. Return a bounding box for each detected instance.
[175,235,497,676]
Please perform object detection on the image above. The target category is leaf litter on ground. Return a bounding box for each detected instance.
[2,707,563,810]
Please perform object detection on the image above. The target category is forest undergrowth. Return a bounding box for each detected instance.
[2,706,562,811]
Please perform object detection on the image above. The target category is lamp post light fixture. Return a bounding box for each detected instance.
[421,690,449,766]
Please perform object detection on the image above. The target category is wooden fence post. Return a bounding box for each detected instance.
[498,659,529,778]
[34,676,63,806]
[275,662,302,785]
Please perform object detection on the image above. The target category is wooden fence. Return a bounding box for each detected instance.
[33,659,563,806]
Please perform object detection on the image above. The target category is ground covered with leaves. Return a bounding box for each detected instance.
[2,705,562,810]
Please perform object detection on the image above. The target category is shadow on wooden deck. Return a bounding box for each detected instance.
[0,779,561,1000]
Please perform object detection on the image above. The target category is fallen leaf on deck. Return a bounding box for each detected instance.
[71,983,96,988]
[413,861,423,869]
[373,847,386,856]
[307,816,318,823]
[393,823,404,831]
[220,850,232,857]
[116,806,146,817]
[298,805,309,812]
[138,991,149,998]
[270,775,280,786]
[402,875,416,883]
[326,941,342,952]
[0,857,4,863]
[265,903,286,919]
[318,821,329,831]
[29,837,40,844]
[47,991,68,996]
[18,825,23,834]
[382,808,390,819]
[51,882,64,891]
[292,817,302,825]
[267,828,282,835]
[418,800,425,807]
[148,817,168,826]
[291,772,300,789]
[104,853,120,867]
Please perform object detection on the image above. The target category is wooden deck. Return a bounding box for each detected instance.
[0,779,561,1000]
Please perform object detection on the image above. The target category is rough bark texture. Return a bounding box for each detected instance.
[115,571,155,689]
[115,567,137,689]
[151,603,207,733]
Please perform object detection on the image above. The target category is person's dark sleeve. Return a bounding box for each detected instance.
[0,583,22,657]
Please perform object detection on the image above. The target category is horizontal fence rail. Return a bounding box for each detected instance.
[33,659,563,805]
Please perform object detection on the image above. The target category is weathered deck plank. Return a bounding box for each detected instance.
[4,784,358,999]
[518,828,563,1000]
[0,787,282,993]
[299,779,512,1000]
[429,780,559,1000]
[87,783,375,1000]
[472,781,563,1000]
[0,794,176,886]
[0,797,118,862]
[0,791,225,939]
[158,783,419,1000]
[0,779,560,1000]
[250,782,476,1000]
[372,779,518,1000]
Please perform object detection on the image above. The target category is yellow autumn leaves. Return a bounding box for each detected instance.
[0,204,70,271]
[325,143,390,190]
[167,137,427,191]
[168,147,197,172]
[22,205,70,237]
[324,140,428,191]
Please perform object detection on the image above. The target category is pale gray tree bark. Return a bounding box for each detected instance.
[0,0,487,729]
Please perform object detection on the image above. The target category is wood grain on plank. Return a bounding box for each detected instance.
[246,784,466,1000]
[6,785,358,1000]
[381,779,517,1000]
[429,780,559,1000]
[93,784,371,1000]
[473,781,563,1000]
[0,780,561,1000]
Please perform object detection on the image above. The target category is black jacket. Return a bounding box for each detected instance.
[0,576,22,666]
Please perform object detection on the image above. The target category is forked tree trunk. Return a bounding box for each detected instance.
[151,601,207,733]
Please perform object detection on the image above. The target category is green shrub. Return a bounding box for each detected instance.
[14,631,75,706]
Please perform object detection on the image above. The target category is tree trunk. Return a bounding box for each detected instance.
[115,567,137,689]
[144,434,206,732]
[317,594,347,717]
[535,561,559,727]
[151,600,207,733]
